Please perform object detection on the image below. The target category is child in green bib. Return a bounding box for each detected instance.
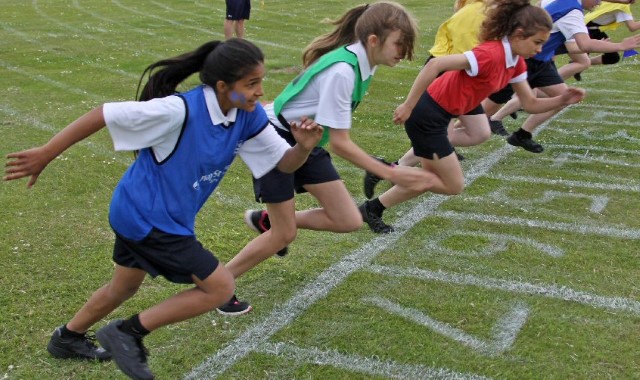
[217,1,433,315]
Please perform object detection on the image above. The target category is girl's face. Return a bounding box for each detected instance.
[217,63,265,114]
[510,29,550,59]
[368,29,405,68]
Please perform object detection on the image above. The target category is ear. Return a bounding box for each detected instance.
[367,34,380,48]
[512,27,526,40]
[216,80,229,94]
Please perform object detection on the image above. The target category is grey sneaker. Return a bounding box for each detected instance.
[47,326,111,361]
[244,210,288,257]
[96,320,154,380]
[358,202,394,234]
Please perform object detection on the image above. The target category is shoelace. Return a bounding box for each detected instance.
[134,336,150,362]
[82,331,100,348]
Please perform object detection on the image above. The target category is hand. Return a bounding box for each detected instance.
[621,34,640,50]
[289,116,323,151]
[393,102,413,124]
[4,146,53,188]
[387,165,434,194]
[562,87,586,105]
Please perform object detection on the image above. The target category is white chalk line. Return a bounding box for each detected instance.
[255,342,491,380]
[546,144,640,155]
[485,173,640,193]
[184,107,574,379]
[364,296,529,357]
[366,265,640,316]
[424,230,565,258]
[434,210,640,239]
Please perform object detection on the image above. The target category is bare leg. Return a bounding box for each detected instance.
[138,265,235,331]
[378,152,464,209]
[226,199,297,279]
[235,19,245,38]
[223,20,234,39]
[448,114,492,147]
[66,265,146,333]
[296,180,362,232]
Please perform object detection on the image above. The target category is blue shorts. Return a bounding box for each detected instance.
[488,58,563,104]
[252,124,340,203]
[113,228,219,284]
[226,0,251,20]
[404,91,484,159]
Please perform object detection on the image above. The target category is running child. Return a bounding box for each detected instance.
[4,39,322,379]
[218,1,432,313]
[482,0,640,153]
[360,0,586,234]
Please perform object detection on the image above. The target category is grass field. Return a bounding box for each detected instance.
[1,1,639,379]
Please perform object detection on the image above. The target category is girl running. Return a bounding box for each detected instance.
[360,0,586,234]
[4,39,322,379]
[219,1,432,313]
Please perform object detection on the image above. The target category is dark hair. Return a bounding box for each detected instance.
[136,38,264,101]
[302,1,418,67]
[480,0,552,41]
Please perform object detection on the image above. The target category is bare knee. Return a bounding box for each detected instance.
[335,213,363,233]
[445,183,465,195]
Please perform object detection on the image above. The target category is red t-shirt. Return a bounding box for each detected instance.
[427,39,527,115]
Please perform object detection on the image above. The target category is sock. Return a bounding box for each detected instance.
[367,198,386,216]
[61,324,85,338]
[119,314,150,338]
[514,128,532,140]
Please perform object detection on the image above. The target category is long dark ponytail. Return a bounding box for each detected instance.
[136,38,264,101]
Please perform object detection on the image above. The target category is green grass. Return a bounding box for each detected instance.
[1,1,640,379]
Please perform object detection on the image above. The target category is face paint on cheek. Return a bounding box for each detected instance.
[230,91,247,105]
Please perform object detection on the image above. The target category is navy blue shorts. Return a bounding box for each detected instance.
[404,91,483,159]
[252,124,340,203]
[488,58,563,104]
[226,0,251,20]
[113,228,219,284]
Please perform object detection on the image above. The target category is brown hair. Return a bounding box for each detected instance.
[301,1,418,67]
[480,0,552,41]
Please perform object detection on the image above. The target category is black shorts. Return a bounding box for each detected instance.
[252,124,340,203]
[488,58,563,104]
[113,228,219,284]
[225,0,251,20]
[404,91,481,159]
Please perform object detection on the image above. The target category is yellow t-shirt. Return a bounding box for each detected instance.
[429,0,486,57]
[584,3,633,31]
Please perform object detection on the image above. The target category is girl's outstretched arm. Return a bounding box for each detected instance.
[4,106,106,188]
[513,82,586,114]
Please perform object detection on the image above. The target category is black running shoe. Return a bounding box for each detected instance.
[507,133,544,153]
[488,118,509,136]
[573,72,582,81]
[96,320,154,380]
[363,156,391,199]
[216,295,252,316]
[509,112,518,120]
[454,149,465,161]
[358,202,394,234]
[244,210,288,257]
[47,326,112,361]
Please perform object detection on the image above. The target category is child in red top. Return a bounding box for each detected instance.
[360,0,586,233]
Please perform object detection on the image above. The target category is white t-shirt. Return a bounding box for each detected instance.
[103,85,291,179]
[542,0,589,41]
[266,41,376,132]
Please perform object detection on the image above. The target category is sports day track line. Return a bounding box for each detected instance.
[485,173,640,192]
[185,110,572,378]
[365,264,640,316]
[253,342,491,380]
